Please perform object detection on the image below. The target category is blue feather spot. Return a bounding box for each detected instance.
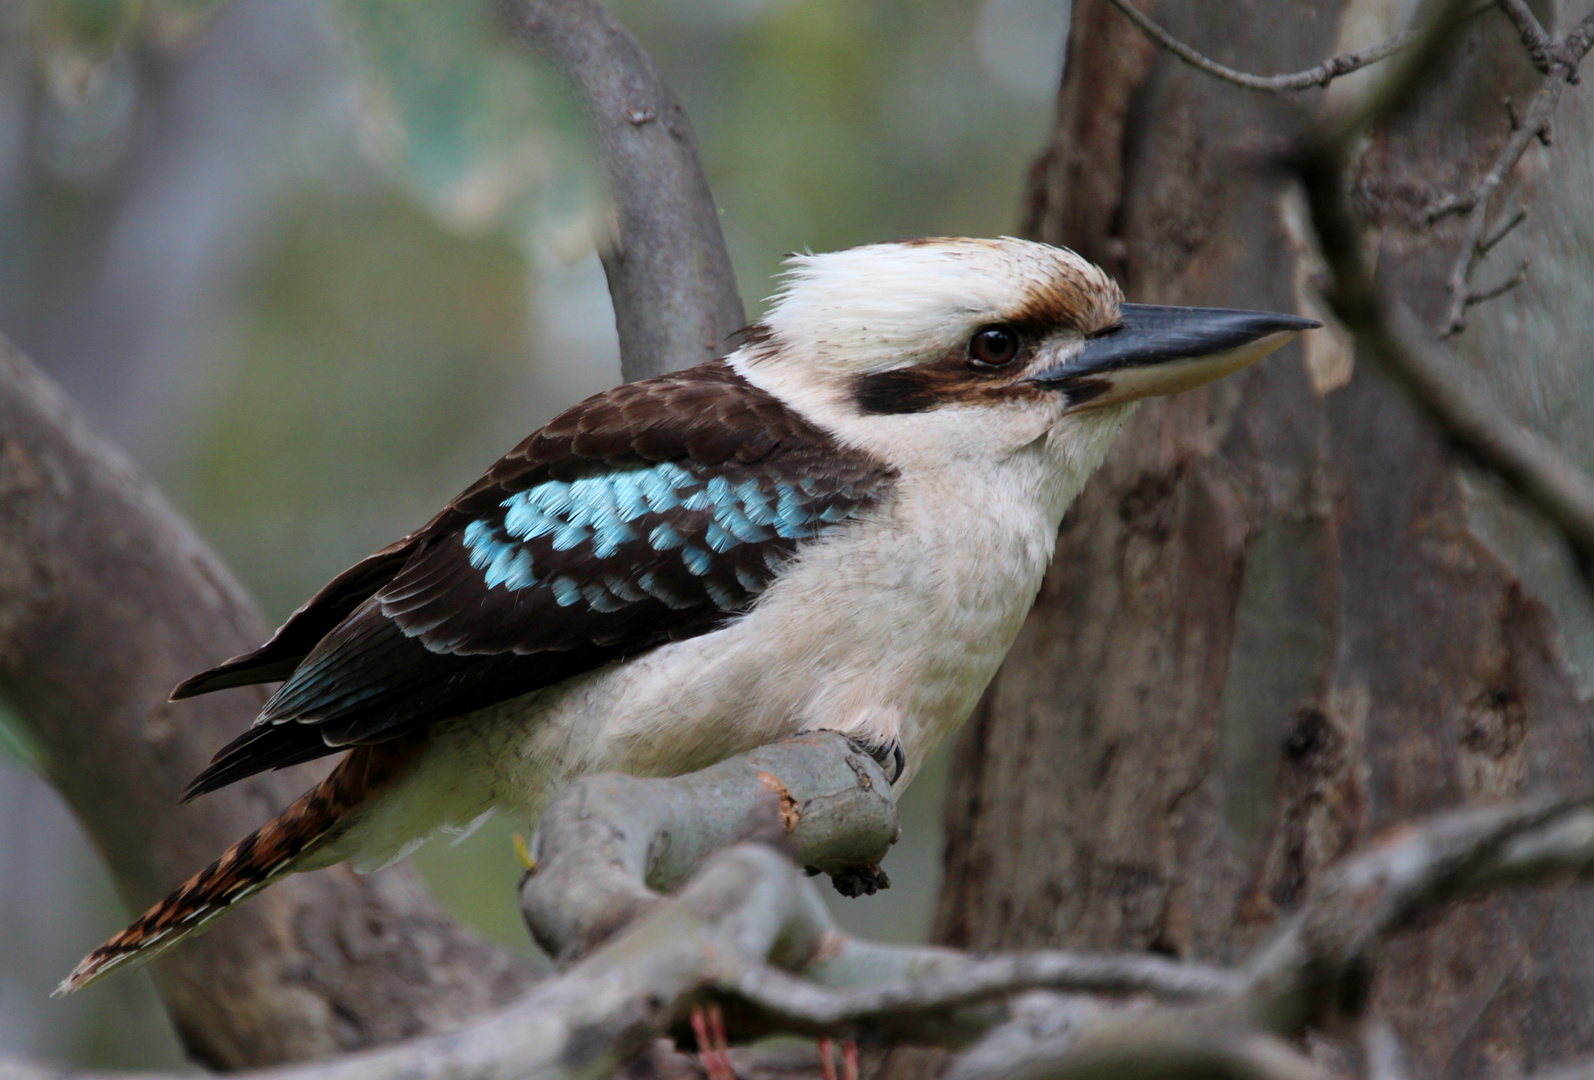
[650,523,686,550]
[735,564,766,592]
[549,576,582,607]
[590,517,637,559]
[704,520,740,554]
[581,581,627,612]
[681,545,713,576]
[550,521,591,551]
[717,507,771,544]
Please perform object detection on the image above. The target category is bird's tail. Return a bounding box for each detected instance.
[56,740,414,996]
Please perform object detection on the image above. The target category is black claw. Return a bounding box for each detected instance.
[862,738,906,783]
[815,730,907,784]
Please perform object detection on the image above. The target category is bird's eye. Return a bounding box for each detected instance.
[969,325,1020,368]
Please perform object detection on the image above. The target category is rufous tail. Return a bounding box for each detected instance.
[55,741,411,995]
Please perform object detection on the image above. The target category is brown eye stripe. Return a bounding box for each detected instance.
[851,349,1050,415]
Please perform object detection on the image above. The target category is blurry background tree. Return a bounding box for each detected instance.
[0,0,1066,1068]
[926,2,1594,1080]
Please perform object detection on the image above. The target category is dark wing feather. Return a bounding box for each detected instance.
[180,361,895,797]
[170,542,416,699]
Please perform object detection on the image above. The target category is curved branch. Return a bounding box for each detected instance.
[1103,0,1418,92]
[521,731,903,965]
[498,0,745,380]
[1244,796,1594,1033]
[14,734,1594,1080]
[0,338,533,1067]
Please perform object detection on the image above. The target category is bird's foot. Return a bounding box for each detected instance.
[817,1037,860,1080]
[793,728,905,784]
[691,1003,734,1080]
[842,733,906,784]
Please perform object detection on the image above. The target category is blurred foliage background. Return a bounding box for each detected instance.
[0,0,1068,1068]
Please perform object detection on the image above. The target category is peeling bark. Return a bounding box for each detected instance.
[934,2,1594,1078]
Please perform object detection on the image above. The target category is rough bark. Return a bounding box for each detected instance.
[935,3,1594,1080]
[0,338,534,1068]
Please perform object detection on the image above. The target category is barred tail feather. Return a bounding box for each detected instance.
[56,740,418,995]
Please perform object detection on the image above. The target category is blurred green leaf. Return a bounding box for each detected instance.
[333,0,602,246]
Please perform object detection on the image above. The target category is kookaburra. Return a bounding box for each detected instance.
[61,237,1315,993]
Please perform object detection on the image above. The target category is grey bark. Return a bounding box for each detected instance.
[499,0,746,380]
[935,3,1594,1079]
[14,756,1594,1080]
[0,337,533,1068]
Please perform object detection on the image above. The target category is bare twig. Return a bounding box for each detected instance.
[1477,206,1527,253]
[946,1014,1339,1080]
[1297,150,1594,577]
[1495,0,1564,77]
[727,952,1239,1037]
[1463,260,1529,308]
[497,0,744,379]
[1283,0,1594,580]
[1103,0,1417,92]
[1433,9,1594,334]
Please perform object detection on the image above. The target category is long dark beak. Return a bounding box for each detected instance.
[1030,303,1320,407]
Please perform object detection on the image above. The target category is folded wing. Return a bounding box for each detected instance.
[179,362,895,799]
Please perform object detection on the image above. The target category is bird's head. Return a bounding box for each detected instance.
[732,237,1316,475]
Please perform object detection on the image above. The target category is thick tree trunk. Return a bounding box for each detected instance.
[933,1,1594,1077]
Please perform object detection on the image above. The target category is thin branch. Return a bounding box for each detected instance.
[497,0,744,379]
[1434,9,1594,334]
[1477,206,1527,254]
[1495,0,1563,76]
[1103,0,1417,92]
[1437,80,1564,333]
[726,952,1240,1036]
[1244,796,1594,1033]
[1462,260,1529,308]
[1286,0,1594,582]
[1301,152,1594,578]
[945,1010,1343,1080]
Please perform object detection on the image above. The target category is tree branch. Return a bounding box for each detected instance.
[497,0,745,380]
[1494,0,1566,77]
[1282,0,1594,582]
[0,337,533,1067]
[1102,0,1447,93]
[1432,9,1594,334]
[17,730,1594,1080]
